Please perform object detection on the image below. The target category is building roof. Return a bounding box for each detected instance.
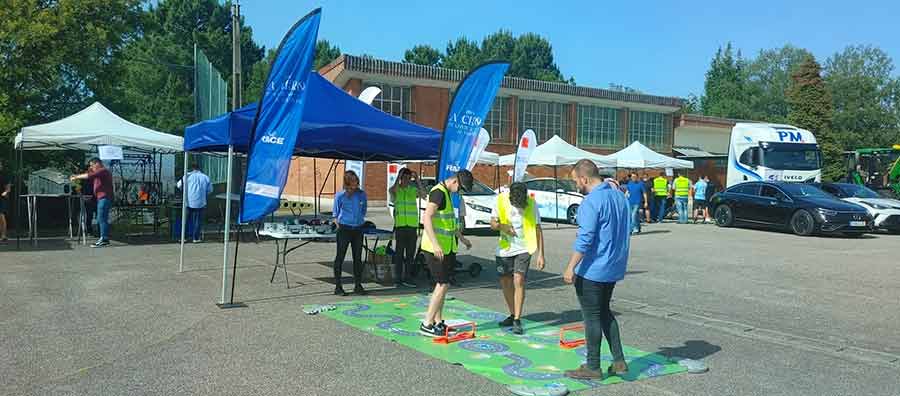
[322,55,684,109]
[673,145,726,158]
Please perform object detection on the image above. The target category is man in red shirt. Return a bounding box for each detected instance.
[71,158,114,247]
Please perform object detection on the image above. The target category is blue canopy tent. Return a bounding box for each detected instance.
[184,73,441,160]
[179,72,441,274]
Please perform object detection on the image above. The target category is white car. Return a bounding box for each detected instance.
[818,182,900,234]
[523,178,583,224]
[388,177,497,231]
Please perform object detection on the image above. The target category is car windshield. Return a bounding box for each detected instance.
[840,184,881,199]
[779,183,830,198]
[465,179,495,195]
[556,180,578,193]
[761,143,821,171]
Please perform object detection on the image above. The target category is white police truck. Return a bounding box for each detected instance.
[726,123,822,188]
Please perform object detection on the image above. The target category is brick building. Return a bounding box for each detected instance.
[282,55,735,206]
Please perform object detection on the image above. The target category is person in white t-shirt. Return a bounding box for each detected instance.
[490,182,545,335]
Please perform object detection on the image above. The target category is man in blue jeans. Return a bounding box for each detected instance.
[177,163,212,243]
[563,159,630,380]
[624,173,647,234]
[71,158,114,247]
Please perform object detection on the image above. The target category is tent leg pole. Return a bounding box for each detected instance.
[14,145,22,250]
[313,159,318,217]
[179,151,189,273]
[555,166,559,229]
[219,145,234,306]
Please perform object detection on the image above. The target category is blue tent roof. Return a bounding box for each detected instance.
[184,73,441,161]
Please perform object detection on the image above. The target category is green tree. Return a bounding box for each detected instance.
[314,39,342,70]
[824,45,900,149]
[109,0,264,133]
[510,33,565,82]
[403,45,442,66]
[701,43,750,119]
[787,55,838,180]
[744,45,813,122]
[442,37,482,71]
[0,0,142,139]
[480,30,516,63]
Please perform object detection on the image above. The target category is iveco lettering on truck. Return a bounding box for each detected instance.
[726,123,822,188]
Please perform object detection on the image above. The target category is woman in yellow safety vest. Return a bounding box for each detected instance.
[389,168,425,288]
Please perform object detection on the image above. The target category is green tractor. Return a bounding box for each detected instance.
[844,145,900,198]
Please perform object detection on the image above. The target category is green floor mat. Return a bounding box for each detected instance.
[311,296,686,391]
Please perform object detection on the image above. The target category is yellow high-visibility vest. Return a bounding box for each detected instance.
[496,192,537,254]
[420,184,458,254]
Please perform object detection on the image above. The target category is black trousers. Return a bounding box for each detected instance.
[575,276,625,369]
[83,199,96,236]
[393,227,418,282]
[334,226,363,287]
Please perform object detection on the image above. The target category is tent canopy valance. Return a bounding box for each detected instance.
[15,102,183,153]
[184,73,441,161]
[498,135,615,167]
[607,141,694,169]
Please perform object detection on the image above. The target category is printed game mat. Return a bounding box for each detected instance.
[308,296,686,392]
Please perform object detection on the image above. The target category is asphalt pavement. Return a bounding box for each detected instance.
[1,208,898,395]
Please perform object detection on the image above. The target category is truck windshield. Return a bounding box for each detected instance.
[761,143,821,171]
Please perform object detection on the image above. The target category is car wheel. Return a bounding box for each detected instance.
[566,204,579,225]
[468,263,482,278]
[790,210,816,236]
[714,204,734,227]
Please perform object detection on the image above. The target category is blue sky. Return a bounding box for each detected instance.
[241,0,899,99]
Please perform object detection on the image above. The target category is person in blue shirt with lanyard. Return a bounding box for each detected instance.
[332,170,368,296]
[563,159,630,380]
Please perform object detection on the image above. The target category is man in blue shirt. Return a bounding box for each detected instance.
[176,163,212,243]
[624,173,647,234]
[332,170,368,296]
[692,175,710,223]
[563,160,630,380]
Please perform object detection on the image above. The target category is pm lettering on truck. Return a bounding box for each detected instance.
[777,131,803,142]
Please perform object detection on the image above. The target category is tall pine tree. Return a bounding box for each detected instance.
[786,55,839,180]
[701,43,750,119]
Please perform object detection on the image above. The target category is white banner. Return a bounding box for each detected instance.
[358,86,382,105]
[513,129,536,182]
[345,160,365,187]
[464,128,491,171]
[98,145,124,161]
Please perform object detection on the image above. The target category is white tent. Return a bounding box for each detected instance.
[608,141,694,169]
[405,150,499,165]
[498,135,615,167]
[15,102,183,153]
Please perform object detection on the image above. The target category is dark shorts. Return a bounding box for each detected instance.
[424,251,456,284]
[496,253,531,277]
[694,200,708,209]
[0,198,7,215]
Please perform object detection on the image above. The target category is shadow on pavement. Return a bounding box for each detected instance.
[655,340,722,360]
[1,238,74,252]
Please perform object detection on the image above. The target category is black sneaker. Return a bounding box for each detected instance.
[434,321,448,336]
[91,240,109,248]
[353,285,367,295]
[334,286,348,296]
[419,322,441,337]
[511,319,524,335]
[498,315,515,327]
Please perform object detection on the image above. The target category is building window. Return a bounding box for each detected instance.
[577,105,619,147]
[517,99,569,143]
[364,82,411,120]
[628,110,666,149]
[483,97,510,143]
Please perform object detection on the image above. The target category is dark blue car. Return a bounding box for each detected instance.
[710,181,873,236]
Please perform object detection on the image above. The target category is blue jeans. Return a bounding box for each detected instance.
[675,197,688,224]
[96,198,111,241]
[575,276,625,369]
[655,196,667,222]
[188,207,204,241]
[629,204,641,233]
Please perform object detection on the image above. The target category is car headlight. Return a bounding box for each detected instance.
[816,208,838,217]
[466,202,492,213]
[861,201,892,210]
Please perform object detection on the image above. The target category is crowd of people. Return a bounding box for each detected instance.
[621,172,716,232]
